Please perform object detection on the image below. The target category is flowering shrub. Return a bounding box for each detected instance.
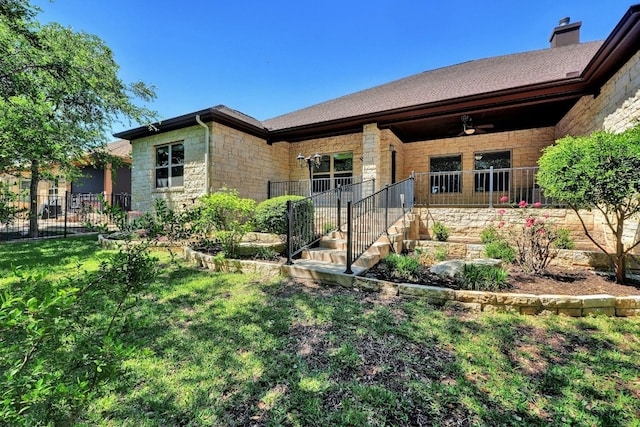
[490,196,561,274]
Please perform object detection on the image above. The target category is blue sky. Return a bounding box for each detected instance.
[35,0,634,136]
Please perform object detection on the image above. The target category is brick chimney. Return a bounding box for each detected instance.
[549,17,581,47]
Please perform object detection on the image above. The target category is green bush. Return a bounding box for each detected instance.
[195,188,256,256]
[383,253,420,280]
[480,225,500,244]
[554,228,575,250]
[432,221,450,242]
[484,240,516,263]
[0,243,158,425]
[458,263,510,291]
[255,195,307,235]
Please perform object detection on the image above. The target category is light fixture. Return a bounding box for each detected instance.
[297,153,322,195]
[475,154,483,161]
[461,115,476,135]
[389,144,395,152]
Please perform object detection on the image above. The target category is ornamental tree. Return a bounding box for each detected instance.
[537,124,640,284]
[0,0,157,236]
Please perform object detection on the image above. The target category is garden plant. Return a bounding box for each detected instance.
[538,124,640,283]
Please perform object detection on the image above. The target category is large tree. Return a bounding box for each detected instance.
[0,0,156,236]
[537,124,640,284]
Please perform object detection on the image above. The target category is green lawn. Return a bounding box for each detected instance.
[2,237,640,426]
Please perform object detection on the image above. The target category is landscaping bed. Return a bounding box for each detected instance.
[365,261,640,297]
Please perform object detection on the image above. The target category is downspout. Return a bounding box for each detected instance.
[195,115,210,195]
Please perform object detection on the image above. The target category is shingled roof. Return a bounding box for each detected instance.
[114,4,640,142]
[262,41,603,131]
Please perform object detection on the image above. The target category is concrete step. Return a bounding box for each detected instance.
[281,259,366,286]
[302,247,347,264]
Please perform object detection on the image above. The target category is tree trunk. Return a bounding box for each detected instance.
[29,160,39,238]
[614,212,626,284]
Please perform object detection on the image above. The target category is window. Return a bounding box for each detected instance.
[155,142,184,188]
[474,151,511,192]
[312,152,353,193]
[430,155,461,193]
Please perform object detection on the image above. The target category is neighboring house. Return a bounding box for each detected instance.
[71,139,132,196]
[0,139,132,217]
[115,6,640,216]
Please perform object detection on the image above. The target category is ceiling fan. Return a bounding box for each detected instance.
[458,115,495,136]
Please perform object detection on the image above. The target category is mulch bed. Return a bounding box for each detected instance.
[364,262,640,296]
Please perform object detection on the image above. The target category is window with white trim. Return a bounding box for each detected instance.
[155,142,184,188]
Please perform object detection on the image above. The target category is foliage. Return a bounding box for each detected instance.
[458,263,510,291]
[480,225,500,244]
[195,188,256,256]
[554,228,575,250]
[432,221,450,242]
[0,181,26,226]
[383,252,421,280]
[434,245,448,261]
[484,240,516,263]
[490,197,561,274]
[0,241,158,425]
[413,246,447,266]
[254,195,307,235]
[0,0,157,236]
[3,238,640,426]
[537,125,640,283]
[252,246,280,261]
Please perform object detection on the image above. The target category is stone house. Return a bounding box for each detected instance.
[115,5,640,245]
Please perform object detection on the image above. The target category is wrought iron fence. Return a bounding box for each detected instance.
[285,179,375,262]
[413,166,561,207]
[0,192,131,241]
[269,175,364,198]
[344,174,415,274]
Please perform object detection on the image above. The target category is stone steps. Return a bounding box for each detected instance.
[286,212,418,284]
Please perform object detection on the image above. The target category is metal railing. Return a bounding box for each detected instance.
[0,192,131,241]
[344,174,415,274]
[285,179,375,263]
[269,175,363,198]
[414,166,561,207]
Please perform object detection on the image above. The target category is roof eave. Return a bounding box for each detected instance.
[114,107,268,141]
[267,77,591,142]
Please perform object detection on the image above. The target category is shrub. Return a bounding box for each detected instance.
[484,240,516,263]
[480,225,500,244]
[458,263,510,291]
[555,228,575,250]
[490,197,562,274]
[383,253,420,280]
[432,221,450,242]
[254,195,309,235]
[195,188,256,256]
[0,243,158,425]
[435,246,448,261]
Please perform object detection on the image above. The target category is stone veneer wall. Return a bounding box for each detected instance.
[556,50,640,138]
[286,133,363,182]
[131,121,288,213]
[402,127,556,176]
[210,122,288,202]
[415,207,605,250]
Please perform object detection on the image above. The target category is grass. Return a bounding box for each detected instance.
[2,238,640,426]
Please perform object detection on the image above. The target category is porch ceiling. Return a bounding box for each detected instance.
[379,97,579,143]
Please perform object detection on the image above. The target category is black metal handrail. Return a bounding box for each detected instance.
[344,174,414,274]
[269,175,363,198]
[285,179,375,263]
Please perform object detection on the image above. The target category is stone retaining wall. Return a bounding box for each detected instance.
[99,239,639,317]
